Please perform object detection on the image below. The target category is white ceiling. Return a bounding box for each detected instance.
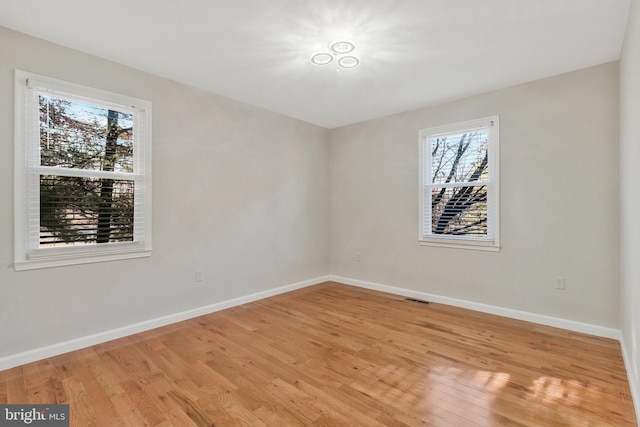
[0,0,631,128]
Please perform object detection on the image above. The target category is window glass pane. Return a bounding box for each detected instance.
[40,175,134,246]
[39,95,134,172]
[431,130,488,184]
[431,185,487,236]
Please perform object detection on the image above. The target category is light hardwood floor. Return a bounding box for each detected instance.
[0,282,636,426]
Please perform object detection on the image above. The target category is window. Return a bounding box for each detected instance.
[14,70,152,270]
[419,116,499,251]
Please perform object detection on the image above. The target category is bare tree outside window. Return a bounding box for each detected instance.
[430,131,488,237]
[419,117,499,250]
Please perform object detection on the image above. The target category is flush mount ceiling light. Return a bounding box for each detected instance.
[337,55,359,69]
[311,52,333,66]
[311,40,360,69]
[329,40,355,55]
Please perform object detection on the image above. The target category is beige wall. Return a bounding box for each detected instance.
[0,27,329,358]
[329,62,620,328]
[620,0,640,410]
[0,23,626,374]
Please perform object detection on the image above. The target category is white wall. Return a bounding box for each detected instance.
[0,27,329,359]
[329,62,620,328]
[620,0,640,412]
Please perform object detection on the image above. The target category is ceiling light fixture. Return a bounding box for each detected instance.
[337,55,359,69]
[311,52,333,66]
[311,40,360,69]
[329,40,355,55]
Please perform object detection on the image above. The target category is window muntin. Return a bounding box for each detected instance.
[419,117,499,250]
[15,71,152,270]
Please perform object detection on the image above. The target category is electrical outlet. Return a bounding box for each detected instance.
[555,277,565,290]
[195,271,203,282]
[356,252,362,262]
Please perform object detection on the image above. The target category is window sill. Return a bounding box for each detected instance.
[419,238,500,252]
[14,248,151,271]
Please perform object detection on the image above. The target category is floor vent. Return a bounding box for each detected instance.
[404,297,431,305]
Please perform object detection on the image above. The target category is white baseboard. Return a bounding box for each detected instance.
[329,275,621,340]
[620,335,640,424]
[0,275,331,372]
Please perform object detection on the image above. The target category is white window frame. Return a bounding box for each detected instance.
[14,70,152,270]
[419,116,500,251]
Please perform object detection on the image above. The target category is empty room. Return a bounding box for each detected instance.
[1,0,639,425]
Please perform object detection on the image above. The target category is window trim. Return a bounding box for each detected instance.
[418,116,500,251]
[14,70,153,271]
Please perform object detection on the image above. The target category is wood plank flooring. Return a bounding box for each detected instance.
[0,282,636,426]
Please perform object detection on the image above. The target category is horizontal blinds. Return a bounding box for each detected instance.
[429,186,488,237]
[39,176,135,246]
[26,77,144,114]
